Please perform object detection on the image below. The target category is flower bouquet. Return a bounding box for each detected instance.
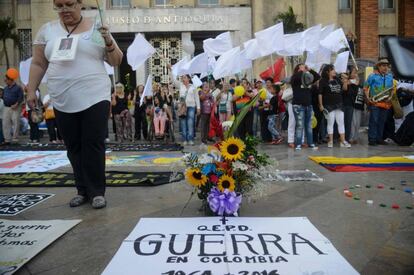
[183,90,269,216]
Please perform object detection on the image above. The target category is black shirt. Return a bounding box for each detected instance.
[292,70,320,106]
[269,95,278,115]
[319,78,343,111]
[343,82,359,107]
[113,96,128,115]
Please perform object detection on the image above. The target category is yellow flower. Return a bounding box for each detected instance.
[185,168,207,187]
[217,174,236,192]
[220,137,245,161]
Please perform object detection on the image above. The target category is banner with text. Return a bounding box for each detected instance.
[0,194,54,216]
[103,217,359,275]
[0,219,81,275]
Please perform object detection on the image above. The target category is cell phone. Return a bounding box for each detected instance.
[384,37,414,80]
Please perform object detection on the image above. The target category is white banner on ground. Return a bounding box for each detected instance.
[203,32,233,57]
[0,151,70,173]
[255,22,284,56]
[127,33,156,71]
[19,58,47,85]
[334,51,350,73]
[0,219,81,275]
[103,217,359,275]
[182,53,209,75]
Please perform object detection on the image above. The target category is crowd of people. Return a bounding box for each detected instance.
[2,58,414,151]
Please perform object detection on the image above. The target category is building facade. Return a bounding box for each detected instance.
[1,0,413,87]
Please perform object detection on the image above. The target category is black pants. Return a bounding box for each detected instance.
[343,105,354,142]
[46,118,61,141]
[237,111,253,140]
[55,101,110,198]
[260,111,271,142]
[134,110,148,140]
[313,107,326,144]
[28,110,40,141]
[200,113,210,142]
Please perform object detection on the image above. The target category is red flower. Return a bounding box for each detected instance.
[209,174,219,184]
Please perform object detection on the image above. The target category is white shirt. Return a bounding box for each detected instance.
[219,92,232,112]
[34,19,111,113]
[173,79,200,109]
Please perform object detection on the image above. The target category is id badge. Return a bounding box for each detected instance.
[50,35,79,61]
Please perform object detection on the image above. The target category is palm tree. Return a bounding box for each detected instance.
[274,6,306,34]
[0,17,20,69]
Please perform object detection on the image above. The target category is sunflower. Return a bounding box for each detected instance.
[217,174,236,192]
[185,168,208,187]
[220,137,245,161]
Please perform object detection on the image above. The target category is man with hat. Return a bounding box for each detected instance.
[364,58,394,146]
[2,68,24,144]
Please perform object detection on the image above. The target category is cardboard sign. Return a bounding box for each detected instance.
[0,219,81,274]
[103,217,359,275]
[0,194,54,216]
[50,35,79,61]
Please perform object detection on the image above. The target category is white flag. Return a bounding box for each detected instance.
[239,49,253,71]
[334,51,350,73]
[242,38,264,60]
[171,56,190,78]
[320,24,336,40]
[203,32,233,57]
[213,47,251,79]
[277,32,305,56]
[127,34,156,71]
[192,75,203,88]
[255,22,284,56]
[303,24,322,53]
[104,61,114,75]
[305,47,332,72]
[19,57,47,85]
[140,75,152,107]
[320,28,349,52]
[182,52,209,75]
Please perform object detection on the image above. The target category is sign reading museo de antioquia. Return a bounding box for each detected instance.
[103,217,359,275]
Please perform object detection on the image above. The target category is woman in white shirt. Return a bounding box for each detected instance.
[168,66,200,145]
[26,0,122,209]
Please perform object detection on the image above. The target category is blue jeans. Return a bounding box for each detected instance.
[293,105,314,146]
[368,106,387,143]
[179,107,195,142]
[267,114,280,140]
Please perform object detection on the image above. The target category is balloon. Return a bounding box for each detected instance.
[6,68,19,80]
[259,88,267,100]
[234,86,245,97]
[311,115,318,129]
[182,39,195,55]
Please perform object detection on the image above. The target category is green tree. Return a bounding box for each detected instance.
[0,17,20,69]
[274,6,306,34]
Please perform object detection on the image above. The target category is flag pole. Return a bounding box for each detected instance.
[95,0,104,27]
[348,50,359,71]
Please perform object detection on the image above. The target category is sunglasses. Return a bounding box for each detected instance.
[53,1,78,12]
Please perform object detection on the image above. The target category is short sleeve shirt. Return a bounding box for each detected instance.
[364,73,394,97]
[34,20,111,113]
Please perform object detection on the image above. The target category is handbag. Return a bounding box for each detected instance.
[31,106,44,123]
[177,87,189,118]
[44,108,55,120]
[281,87,293,102]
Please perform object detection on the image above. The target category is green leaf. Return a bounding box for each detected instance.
[225,93,260,139]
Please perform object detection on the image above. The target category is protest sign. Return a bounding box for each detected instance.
[0,194,54,216]
[0,219,81,274]
[103,217,359,275]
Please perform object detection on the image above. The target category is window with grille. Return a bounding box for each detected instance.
[111,0,130,8]
[18,29,32,61]
[339,0,351,10]
[199,0,219,6]
[379,0,394,10]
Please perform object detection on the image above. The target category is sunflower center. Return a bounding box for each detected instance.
[193,171,202,180]
[222,180,230,189]
[227,144,239,155]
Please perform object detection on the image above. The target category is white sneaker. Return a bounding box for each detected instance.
[309,144,319,150]
[340,141,351,148]
[183,141,188,146]
[328,141,333,148]
[189,141,194,146]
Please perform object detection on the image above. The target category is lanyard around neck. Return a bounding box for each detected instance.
[64,16,83,38]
